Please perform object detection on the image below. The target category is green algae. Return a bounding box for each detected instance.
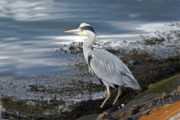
[145,74,180,93]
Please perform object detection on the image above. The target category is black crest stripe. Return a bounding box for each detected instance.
[80,26,95,33]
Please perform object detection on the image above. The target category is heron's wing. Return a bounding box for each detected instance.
[89,48,140,89]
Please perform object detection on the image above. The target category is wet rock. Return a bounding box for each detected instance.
[76,114,98,120]
[161,92,167,100]
[140,101,180,120]
[131,106,141,115]
[144,37,165,46]
[96,112,118,120]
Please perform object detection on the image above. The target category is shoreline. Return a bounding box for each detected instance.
[1,22,180,119]
[1,51,180,120]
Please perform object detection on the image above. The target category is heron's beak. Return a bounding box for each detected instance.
[64,29,80,34]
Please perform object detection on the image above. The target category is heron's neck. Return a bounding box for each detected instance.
[83,32,96,63]
[83,32,96,48]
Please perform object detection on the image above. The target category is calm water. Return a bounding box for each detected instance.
[0,0,180,76]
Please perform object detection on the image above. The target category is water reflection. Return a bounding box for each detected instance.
[0,0,73,21]
[136,22,180,32]
[0,36,70,76]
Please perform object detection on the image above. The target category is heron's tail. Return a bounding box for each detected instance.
[121,73,141,90]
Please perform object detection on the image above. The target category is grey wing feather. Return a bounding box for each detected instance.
[88,48,141,90]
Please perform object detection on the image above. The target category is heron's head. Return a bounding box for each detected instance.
[64,23,96,36]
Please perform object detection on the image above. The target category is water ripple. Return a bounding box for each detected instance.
[0,0,74,21]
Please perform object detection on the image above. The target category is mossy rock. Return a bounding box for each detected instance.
[145,74,180,93]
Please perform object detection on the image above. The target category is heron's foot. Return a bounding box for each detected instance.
[112,100,118,106]
[100,103,105,108]
[100,101,107,108]
[112,96,119,106]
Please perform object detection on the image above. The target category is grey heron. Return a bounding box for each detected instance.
[65,23,141,108]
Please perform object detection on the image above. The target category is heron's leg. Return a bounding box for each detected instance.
[100,86,110,108]
[112,87,122,106]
